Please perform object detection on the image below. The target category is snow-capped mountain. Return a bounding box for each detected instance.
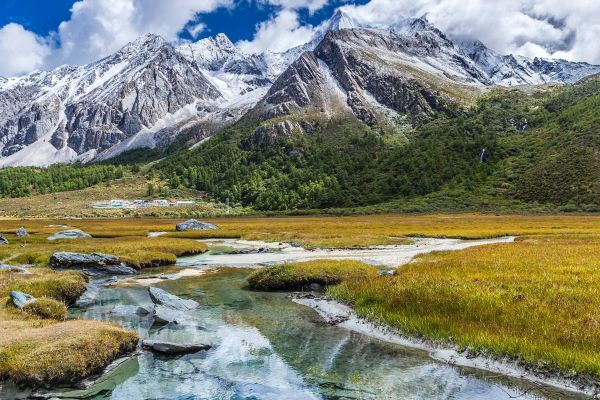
[0,34,225,166]
[245,14,600,143]
[1,9,600,167]
[461,39,600,86]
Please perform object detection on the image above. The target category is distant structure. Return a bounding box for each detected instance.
[91,199,196,209]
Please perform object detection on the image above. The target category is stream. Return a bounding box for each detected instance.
[9,237,590,399]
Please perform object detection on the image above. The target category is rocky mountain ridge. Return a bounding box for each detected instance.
[1,10,600,167]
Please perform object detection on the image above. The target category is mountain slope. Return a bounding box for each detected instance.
[155,73,600,212]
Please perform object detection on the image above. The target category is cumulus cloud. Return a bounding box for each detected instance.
[50,0,233,66]
[339,0,600,64]
[238,9,317,53]
[0,23,49,76]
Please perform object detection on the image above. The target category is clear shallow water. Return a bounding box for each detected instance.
[16,239,589,400]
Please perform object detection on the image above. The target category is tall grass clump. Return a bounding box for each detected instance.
[247,260,378,290]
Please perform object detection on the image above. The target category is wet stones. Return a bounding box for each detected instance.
[141,339,211,355]
[110,305,153,316]
[148,287,199,311]
[0,235,8,245]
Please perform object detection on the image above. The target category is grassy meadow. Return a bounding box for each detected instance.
[2,214,600,388]
[0,175,228,219]
[329,235,600,383]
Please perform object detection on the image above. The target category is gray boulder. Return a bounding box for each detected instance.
[0,235,8,245]
[152,305,185,325]
[49,252,137,276]
[141,339,211,354]
[148,287,199,311]
[48,229,92,241]
[16,227,29,237]
[175,219,218,232]
[110,305,153,316]
[11,291,35,308]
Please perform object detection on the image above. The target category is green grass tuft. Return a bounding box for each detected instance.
[22,298,67,320]
[247,260,378,290]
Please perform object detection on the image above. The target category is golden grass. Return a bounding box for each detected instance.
[0,268,87,304]
[0,236,207,269]
[0,318,138,386]
[6,214,600,248]
[22,298,68,320]
[329,235,600,380]
[0,268,138,387]
[247,260,379,290]
[165,214,600,247]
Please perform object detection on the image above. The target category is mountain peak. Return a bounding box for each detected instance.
[328,9,361,31]
[213,33,235,49]
[115,33,169,59]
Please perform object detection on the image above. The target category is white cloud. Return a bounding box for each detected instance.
[50,0,233,66]
[260,0,330,13]
[2,0,600,77]
[238,9,317,53]
[339,0,600,64]
[0,23,49,76]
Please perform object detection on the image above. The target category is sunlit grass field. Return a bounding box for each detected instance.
[3,214,600,385]
[330,235,600,382]
[5,214,600,248]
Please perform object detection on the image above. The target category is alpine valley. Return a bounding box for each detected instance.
[2,9,600,212]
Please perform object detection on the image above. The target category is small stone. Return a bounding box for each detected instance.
[0,235,8,245]
[47,229,92,241]
[11,291,35,308]
[15,227,28,237]
[308,283,322,291]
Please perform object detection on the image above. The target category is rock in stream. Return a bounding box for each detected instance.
[49,252,137,276]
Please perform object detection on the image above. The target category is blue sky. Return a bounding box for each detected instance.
[0,0,598,77]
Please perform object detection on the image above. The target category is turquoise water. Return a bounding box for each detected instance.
[36,268,583,400]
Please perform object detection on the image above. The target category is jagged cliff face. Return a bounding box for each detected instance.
[246,15,600,144]
[0,34,223,166]
[2,10,600,166]
[247,20,488,142]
